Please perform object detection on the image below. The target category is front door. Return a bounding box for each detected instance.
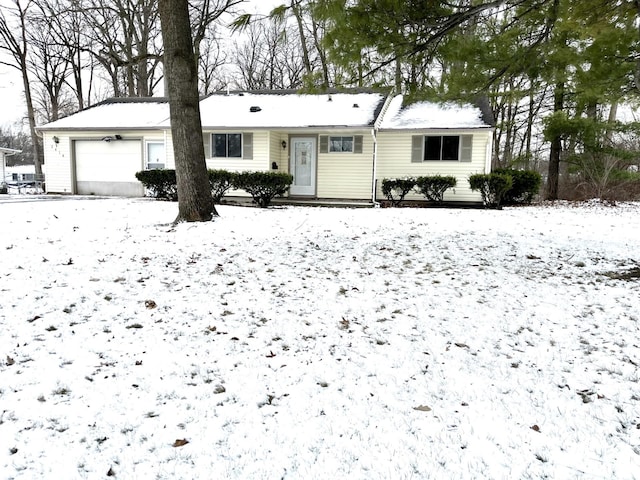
[289,137,316,196]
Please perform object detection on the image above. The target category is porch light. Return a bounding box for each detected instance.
[281,140,287,149]
[53,136,59,144]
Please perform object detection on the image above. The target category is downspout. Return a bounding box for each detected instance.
[370,128,378,205]
[371,90,397,205]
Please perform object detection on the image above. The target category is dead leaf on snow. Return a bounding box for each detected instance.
[107,466,116,476]
[531,425,540,432]
[413,405,432,412]
[173,439,189,447]
[6,356,15,366]
[145,300,157,309]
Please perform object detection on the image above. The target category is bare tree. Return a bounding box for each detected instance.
[159,0,216,222]
[0,0,42,176]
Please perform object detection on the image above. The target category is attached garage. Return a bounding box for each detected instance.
[73,139,144,196]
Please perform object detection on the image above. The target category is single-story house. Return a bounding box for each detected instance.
[37,89,494,203]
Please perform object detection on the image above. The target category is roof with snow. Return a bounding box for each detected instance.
[37,90,494,131]
[192,90,387,129]
[380,95,494,130]
[0,147,22,154]
[38,98,170,131]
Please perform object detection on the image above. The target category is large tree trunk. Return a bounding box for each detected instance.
[546,81,564,200]
[158,0,217,222]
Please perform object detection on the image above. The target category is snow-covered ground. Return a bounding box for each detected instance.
[1,197,639,479]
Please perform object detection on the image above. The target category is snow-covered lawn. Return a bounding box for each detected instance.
[1,197,639,479]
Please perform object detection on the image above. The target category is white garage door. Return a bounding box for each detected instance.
[75,139,144,196]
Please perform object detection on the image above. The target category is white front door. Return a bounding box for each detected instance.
[289,137,316,196]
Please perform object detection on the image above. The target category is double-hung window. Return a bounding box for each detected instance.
[412,134,472,163]
[330,136,354,152]
[319,135,364,154]
[213,133,242,158]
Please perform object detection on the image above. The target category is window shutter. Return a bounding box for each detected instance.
[460,135,473,162]
[353,135,363,154]
[243,132,253,159]
[319,135,328,153]
[203,133,210,158]
[411,135,423,163]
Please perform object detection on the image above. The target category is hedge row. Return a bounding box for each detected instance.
[381,175,457,206]
[135,169,293,208]
[382,168,541,208]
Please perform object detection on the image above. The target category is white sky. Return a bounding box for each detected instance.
[0,0,283,130]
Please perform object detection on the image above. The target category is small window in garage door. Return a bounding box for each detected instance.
[146,141,165,169]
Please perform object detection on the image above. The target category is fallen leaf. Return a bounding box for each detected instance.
[145,300,157,309]
[266,351,276,358]
[531,425,540,432]
[6,356,15,366]
[173,439,189,447]
[107,467,115,476]
[413,405,432,412]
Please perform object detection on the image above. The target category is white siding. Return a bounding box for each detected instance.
[42,133,73,194]
[204,130,269,171]
[316,130,374,199]
[375,130,492,203]
[43,130,167,195]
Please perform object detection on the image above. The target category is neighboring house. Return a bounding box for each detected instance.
[1,147,22,186]
[37,89,494,203]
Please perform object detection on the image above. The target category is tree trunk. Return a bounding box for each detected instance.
[546,81,564,200]
[158,0,217,222]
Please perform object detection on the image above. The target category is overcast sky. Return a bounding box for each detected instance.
[0,0,283,130]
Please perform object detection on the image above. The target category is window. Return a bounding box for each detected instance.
[424,136,460,161]
[412,134,472,163]
[329,136,354,152]
[319,135,363,154]
[213,133,242,158]
[146,142,165,170]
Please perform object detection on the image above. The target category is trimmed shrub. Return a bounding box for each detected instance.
[469,173,513,209]
[381,177,416,206]
[135,169,178,201]
[493,168,541,205]
[415,175,457,204]
[235,171,293,207]
[208,169,238,203]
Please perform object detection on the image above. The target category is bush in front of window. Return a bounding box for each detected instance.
[415,175,457,204]
[381,177,416,206]
[469,173,513,209]
[209,169,238,203]
[235,171,294,208]
[135,169,178,201]
[493,168,542,205]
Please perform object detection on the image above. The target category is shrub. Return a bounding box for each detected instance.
[135,169,178,201]
[381,177,416,206]
[493,168,541,205]
[235,171,293,207]
[469,173,513,209]
[415,175,457,204]
[208,169,238,203]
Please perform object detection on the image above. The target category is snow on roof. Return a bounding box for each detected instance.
[193,91,385,129]
[380,95,491,130]
[38,99,170,131]
[0,146,21,154]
